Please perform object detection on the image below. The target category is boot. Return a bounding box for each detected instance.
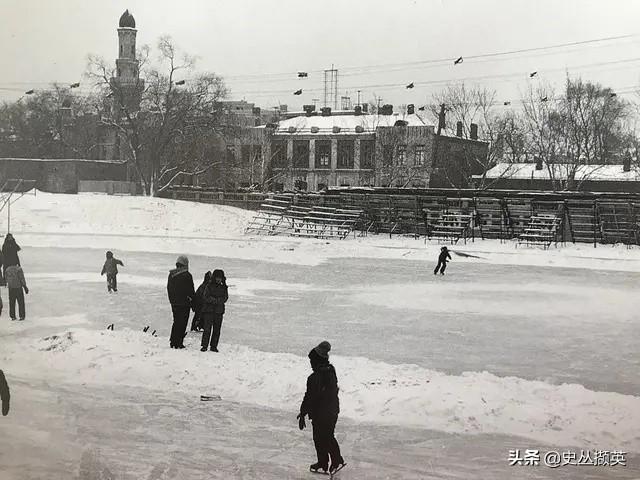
[310,462,328,473]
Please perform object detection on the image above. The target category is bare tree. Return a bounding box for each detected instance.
[429,84,514,189]
[86,36,228,195]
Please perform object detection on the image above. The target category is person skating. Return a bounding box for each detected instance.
[101,251,124,293]
[200,269,228,352]
[167,255,195,349]
[434,246,452,275]
[1,233,20,278]
[5,264,28,321]
[190,271,211,332]
[297,341,346,475]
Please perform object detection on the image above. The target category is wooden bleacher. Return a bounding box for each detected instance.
[244,196,292,235]
[427,212,474,244]
[517,213,563,248]
[289,206,363,239]
[597,202,638,245]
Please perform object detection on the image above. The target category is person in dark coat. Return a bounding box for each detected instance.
[433,246,452,275]
[2,234,20,278]
[190,271,211,332]
[297,341,346,475]
[167,255,195,349]
[5,264,28,320]
[200,269,228,352]
[0,369,9,416]
[101,251,124,293]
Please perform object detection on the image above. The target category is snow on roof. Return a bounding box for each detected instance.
[474,162,640,182]
[273,113,431,135]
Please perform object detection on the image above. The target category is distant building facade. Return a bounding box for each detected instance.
[214,106,488,192]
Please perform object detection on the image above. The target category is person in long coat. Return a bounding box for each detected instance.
[167,255,195,349]
[2,234,20,278]
[199,269,228,352]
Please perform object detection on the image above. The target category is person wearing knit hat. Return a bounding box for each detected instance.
[167,255,195,349]
[199,269,228,352]
[434,245,452,275]
[100,250,124,293]
[297,341,346,475]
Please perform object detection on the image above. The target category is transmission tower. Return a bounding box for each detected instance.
[323,67,338,109]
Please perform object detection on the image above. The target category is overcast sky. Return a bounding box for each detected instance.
[2,0,640,112]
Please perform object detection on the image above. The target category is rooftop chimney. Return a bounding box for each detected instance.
[470,123,478,140]
[321,107,332,117]
[362,103,368,113]
[407,104,415,115]
[303,104,316,116]
[535,157,543,170]
[354,105,362,116]
[623,153,631,172]
[456,121,463,138]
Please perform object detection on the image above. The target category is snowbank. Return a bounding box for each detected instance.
[5,324,640,451]
[8,190,640,272]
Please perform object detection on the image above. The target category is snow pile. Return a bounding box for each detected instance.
[5,325,640,451]
[9,190,253,238]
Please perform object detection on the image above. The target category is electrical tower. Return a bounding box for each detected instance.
[323,67,338,109]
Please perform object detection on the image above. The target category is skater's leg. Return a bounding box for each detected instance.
[441,262,447,274]
[201,314,213,349]
[210,314,223,350]
[176,307,189,347]
[8,288,16,319]
[327,416,343,468]
[312,419,330,470]
[112,274,118,292]
[170,306,188,347]
[17,289,25,320]
[434,261,442,275]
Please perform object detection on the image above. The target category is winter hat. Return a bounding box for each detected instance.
[204,271,212,281]
[176,255,189,268]
[212,269,225,280]
[106,251,113,258]
[311,341,331,359]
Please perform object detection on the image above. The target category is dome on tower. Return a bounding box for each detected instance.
[119,10,136,28]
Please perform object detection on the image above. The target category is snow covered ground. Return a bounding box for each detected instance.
[1,191,640,479]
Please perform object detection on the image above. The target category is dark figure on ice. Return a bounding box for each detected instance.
[434,246,451,275]
[200,269,228,352]
[0,369,9,416]
[101,251,124,293]
[2,233,21,278]
[5,264,28,321]
[167,255,195,349]
[190,271,211,332]
[297,341,346,475]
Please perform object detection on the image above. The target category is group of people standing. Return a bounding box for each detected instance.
[0,233,29,321]
[166,255,228,352]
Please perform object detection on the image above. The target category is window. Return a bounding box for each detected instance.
[360,140,375,169]
[241,145,251,163]
[337,140,354,169]
[120,45,123,56]
[271,141,286,167]
[414,145,426,166]
[252,145,262,163]
[383,145,393,166]
[131,45,135,55]
[293,140,309,168]
[396,145,407,166]
[225,146,236,164]
[315,140,331,168]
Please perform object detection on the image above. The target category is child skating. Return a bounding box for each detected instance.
[297,341,346,475]
[434,246,451,275]
[101,251,124,292]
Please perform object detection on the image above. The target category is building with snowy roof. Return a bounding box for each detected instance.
[473,159,640,192]
[231,105,488,191]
